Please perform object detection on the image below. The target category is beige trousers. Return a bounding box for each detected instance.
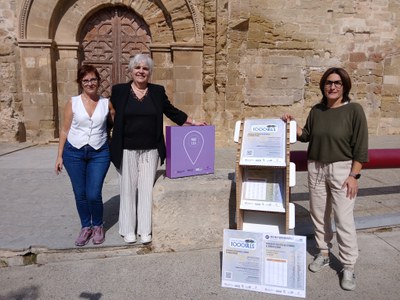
[308,160,358,268]
[118,149,159,237]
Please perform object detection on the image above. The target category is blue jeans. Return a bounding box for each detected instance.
[63,140,110,228]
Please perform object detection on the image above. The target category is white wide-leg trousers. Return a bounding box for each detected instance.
[118,149,159,237]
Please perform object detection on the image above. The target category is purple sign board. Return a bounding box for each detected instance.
[166,125,215,178]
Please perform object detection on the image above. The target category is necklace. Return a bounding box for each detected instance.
[131,84,148,102]
[81,93,99,117]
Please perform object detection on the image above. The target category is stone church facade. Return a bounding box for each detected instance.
[1,0,399,145]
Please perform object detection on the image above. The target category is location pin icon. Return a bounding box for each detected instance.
[183,130,204,165]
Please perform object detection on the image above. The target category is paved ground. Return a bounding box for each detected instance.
[0,136,399,299]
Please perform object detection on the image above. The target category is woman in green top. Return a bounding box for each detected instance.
[283,67,368,291]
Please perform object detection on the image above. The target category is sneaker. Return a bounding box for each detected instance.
[92,226,105,245]
[123,233,137,243]
[141,234,152,244]
[341,268,356,291]
[309,253,330,272]
[75,227,93,246]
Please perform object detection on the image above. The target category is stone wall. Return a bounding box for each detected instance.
[1,0,399,144]
[217,0,400,143]
[0,0,25,142]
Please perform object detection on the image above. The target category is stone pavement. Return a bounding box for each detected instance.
[0,136,399,299]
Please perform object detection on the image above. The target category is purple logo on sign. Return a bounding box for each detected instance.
[183,130,204,165]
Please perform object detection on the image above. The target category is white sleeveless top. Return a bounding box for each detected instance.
[67,95,109,150]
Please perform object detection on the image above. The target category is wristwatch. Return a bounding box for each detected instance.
[349,172,361,179]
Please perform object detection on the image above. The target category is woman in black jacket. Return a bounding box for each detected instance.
[110,54,206,244]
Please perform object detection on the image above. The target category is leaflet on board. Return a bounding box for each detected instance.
[240,168,286,212]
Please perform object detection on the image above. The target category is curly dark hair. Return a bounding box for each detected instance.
[76,64,100,84]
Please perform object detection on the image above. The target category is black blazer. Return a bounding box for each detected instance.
[110,81,188,169]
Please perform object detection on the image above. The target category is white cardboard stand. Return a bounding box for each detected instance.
[221,119,306,298]
[235,118,292,233]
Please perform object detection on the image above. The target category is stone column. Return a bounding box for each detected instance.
[171,43,204,120]
[150,44,174,128]
[150,44,173,92]
[55,42,80,135]
[150,43,204,124]
[17,39,57,142]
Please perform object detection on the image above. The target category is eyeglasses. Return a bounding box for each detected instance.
[82,78,99,85]
[325,80,343,88]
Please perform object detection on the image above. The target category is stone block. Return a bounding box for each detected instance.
[0,43,13,56]
[153,68,173,81]
[38,128,57,142]
[383,75,400,85]
[173,51,202,66]
[350,52,368,63]
[152,170,234,252]
[173,66,202,80]
[267,56,304,66]
[39,120,55,130]
[175,79,202,94]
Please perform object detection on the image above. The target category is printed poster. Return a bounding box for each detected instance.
[221,229,306,298]
[240,119,286,167]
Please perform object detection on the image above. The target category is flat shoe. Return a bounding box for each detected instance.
[141,234,152,244]
[92,226,105,245]
[123,233,137,243]
[75,227,93,247]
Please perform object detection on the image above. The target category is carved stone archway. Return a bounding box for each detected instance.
[17,0,204,142]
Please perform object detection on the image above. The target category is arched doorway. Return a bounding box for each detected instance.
[79,6,152,97]
[18,0,204,143]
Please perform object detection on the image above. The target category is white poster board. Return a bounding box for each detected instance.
[240,119,286,167]
[221,229,306,298]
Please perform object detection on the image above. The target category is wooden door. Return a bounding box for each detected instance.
[79,6,151,97]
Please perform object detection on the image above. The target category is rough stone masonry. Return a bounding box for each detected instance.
[1,1,399,144]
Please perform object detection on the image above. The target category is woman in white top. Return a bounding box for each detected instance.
[55,65,113,246]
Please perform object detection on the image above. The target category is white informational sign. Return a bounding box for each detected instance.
[240,168,285,212]
[221,229,306,298]
[240,119,287,167]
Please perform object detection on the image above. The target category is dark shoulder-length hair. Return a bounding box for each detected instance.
[319,67,352,104]
[76,64,100,84]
